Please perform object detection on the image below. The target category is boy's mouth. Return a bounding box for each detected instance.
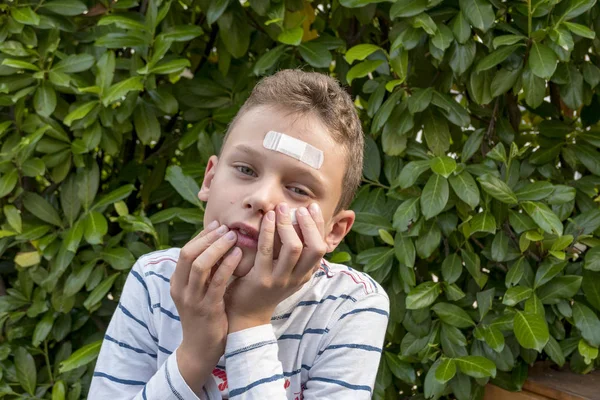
[229,223,259,249]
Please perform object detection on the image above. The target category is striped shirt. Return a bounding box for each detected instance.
[88,248,389,399]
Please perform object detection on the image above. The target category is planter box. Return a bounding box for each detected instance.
[485,362,600,400]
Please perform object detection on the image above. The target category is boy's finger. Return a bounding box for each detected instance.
[292,207,327,280]
[204,247,242,305]
[187,231,237,295]
[255,210,276,274]
[172,224,227,289]
[308,203,325,238]
[274,203,304,279]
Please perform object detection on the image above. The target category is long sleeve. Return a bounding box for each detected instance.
[223,293,390,399]
[88,261,219,400]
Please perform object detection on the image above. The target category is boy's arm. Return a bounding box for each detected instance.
[223,292,390,399]
[87,261,221,400]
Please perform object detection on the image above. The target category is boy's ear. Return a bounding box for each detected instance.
[325,209,355,253]
[198,155,219,202]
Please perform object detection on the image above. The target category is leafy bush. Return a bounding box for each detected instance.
[1,0,600,398]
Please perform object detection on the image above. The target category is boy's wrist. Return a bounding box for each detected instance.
[228,314,272,333]
[176,346,214,395]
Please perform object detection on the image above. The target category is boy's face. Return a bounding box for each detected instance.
[198,105,355,277]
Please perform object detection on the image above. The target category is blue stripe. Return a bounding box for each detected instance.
[279,328,329,340]
[152,303,180,321]
[301,364,312,371]
[339,307,389,320]
[271,294,356,321]
[158,344,172,355]
[131,270,153,314]
[317,343,382,356]
[165,362,184,400]
[104,334,157,359]
[93,372,146,386]
[310,376,372,392]
[118,303,158,343]
[229,373,285,397]
[142,386,147,400]
[284,368,302,378]
[145,271,171,283]
[225,339,277,359]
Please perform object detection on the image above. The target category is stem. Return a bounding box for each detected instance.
[361,178,390,189]
[527,0,532,37]
[44,339,54,384]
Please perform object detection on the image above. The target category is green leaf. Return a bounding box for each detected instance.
[33,84,56,119]
[477,173,518,204]
[476,44,523,73]
[544,336,565,367]
[63,101,98,127]
[346,60,384,84]
[493,34,527,48]
[134,101,161,145]
[469,211,496,234]
[59,340,102,373]
[11,7,40,25]
[560,0,597,21]
[423,108,451,155]
[537,276,582,304]
[585,246,600,271]
[459,0,495,32]
[432,302,475,328]
[393,197,420,232]
[430,156,457,178]
[84,211,108,245]
[449,171,480,209]
[83,272,120,310]
[102,248,135,270]
[406,281,441,309]
[53,54,95,73]
[345,44,382,64]
[395,232,415,268]
[563,22,595,39]
[15,347,37,395]
[23,192,63,227]
[165,165,202,207]
[353,212,393,236]
[278,27,304,46]
[0,169,19,198]
[578,339,598,364]
[384,353,416,384]
[528,42,558,79]
[147,58,190,75]
[390,0,429,18]
[534,258,567,288]
[515,181,554,202]
[206,0,230,25]
[420,174,449,219]
[363,135,381,181]
[32,311,55,347]
[572,302,600,347]
[442,253,463,284]
[161,25,203,42]
[521,201,563,236]
[455,356,497,378]
[42,0,88,15]
[398,160,430,189]
[298,42,332,68]
[482,325,505,352]
[435,359,456,383]
[502,286,533,306]
[357,247,394,272]
[514,311,549,351]
[407,87,434,114]
[102,76,144,106]
[2,58,40,71]
[523,66,546,108]
[91,184,135,212]
[252,45,287,76]
[95,32,148,48]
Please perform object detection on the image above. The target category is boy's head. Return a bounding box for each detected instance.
[198,69,364,276]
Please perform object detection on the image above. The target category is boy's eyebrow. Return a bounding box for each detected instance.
[232,144,326,191]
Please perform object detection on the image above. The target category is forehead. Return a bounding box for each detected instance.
[223,105,344,169]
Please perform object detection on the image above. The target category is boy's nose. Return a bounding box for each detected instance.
[243,183,279,216]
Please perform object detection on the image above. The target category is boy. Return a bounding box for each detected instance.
[89,69,390,399]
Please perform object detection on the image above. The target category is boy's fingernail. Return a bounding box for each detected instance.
[226,231,236,241]
[232,247,241,256]
[217,225,228,235]
[266,210,275,221]
[298,207,309,216]
[278,203,289,214]
[207,220,219,230]
[309,203,320,214]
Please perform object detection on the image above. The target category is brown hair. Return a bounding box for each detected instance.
[222,69,364,212]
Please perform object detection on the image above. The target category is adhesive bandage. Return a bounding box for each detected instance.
[290,208,298,224]
[263,131,324,169]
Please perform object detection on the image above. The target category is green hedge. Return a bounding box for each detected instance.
[1,0,600,398]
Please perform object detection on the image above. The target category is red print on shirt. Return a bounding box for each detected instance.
[212,368,228,391]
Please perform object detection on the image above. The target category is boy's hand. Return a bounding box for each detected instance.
[170,221,241,392]
[224,203,327,332]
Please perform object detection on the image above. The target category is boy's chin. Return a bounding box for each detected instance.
[232,251,256,277]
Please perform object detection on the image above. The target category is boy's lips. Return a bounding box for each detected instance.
[229,222,259,249]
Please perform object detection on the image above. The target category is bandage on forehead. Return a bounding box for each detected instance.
[263,131,324,169]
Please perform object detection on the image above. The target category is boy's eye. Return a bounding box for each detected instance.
[289,187,309,196]
[236,166,257,177]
